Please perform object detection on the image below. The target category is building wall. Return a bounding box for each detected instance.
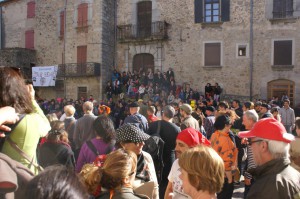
[116,0,300,105]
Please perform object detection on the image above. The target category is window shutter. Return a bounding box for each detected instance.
[60,11,65,38]
[194,0,203,23]
[77,46,87,64]
[221,0,230,22]
[25,30,34,49]
[274,40,292,65]
[77,3,88,27]
[27,1,35,18]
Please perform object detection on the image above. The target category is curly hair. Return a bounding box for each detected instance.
[0,67,33,114]
[93,115,115,143]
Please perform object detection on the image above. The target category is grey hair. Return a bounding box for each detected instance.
[244,110,259,122]
[261,138,290,159]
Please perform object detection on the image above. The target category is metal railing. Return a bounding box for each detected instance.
[273,10,293,19]
[117,21,169,42]
[57,62,100,77]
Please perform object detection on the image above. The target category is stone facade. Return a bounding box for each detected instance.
[0,0,115,100]
[116,0,300,106]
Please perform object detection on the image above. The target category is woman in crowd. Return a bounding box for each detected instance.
[210,114,238,199]
[25,165,88,199]
[38,121,75,168]
[271,106,281,122]
[76,115,116,173]
[81,149,148,199]
[178,145,225,199]
[116,124,158,199]
[0,67,51,175]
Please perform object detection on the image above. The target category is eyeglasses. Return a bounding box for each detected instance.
[248,139,264,146]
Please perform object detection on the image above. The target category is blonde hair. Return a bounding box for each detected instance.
[80,149,137,195]
[64,105,75,117]
[178,145,225,194]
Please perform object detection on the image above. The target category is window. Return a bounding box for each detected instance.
[77,3,88,27]
[78,87,87,100]
[137,1,152,38]
[27,1,35,18]
[273,0,293,18]
[25,30,34,49]
[205,0,220,22]
[273,40,293,66]
[59,10,65,38]
[236,43,249,58]
[195,0,230,23]
[204,42,221,66]
[77,45,87,74]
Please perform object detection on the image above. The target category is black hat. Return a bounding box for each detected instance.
[261,103,271,110]
[116,124,150,143]
[128,102,139,108]
[206,106,215,112]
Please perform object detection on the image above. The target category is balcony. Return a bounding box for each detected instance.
[117,21,169,43]
[57,62,100,77]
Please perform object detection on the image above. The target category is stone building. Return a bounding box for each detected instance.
[0,0,115,100]
[116,0,300,107]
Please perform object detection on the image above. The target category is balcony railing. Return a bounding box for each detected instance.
[57,62,100,77]
[117,21,169,42]
[273,10,293,19]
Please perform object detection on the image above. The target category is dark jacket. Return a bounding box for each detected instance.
[247,158,300,199]
[97,187,148,199]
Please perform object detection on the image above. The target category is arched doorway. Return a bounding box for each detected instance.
[132,53,154,74]
[267,79,295,107]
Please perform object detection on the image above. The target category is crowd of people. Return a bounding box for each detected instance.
[0,66,300,199]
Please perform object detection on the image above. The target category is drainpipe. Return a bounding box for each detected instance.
[249,0,254,100]
[63,0,67,98]
[113,0,117,67]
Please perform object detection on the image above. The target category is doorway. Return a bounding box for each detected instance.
[267,79,295,107]
[132,53,154,74]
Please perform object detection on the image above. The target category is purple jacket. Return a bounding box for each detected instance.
[75,138,115,173]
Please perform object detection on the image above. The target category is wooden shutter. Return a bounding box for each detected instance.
[78,3,88,27]
[274,40,292,65]
[77,46,87,74]
[60,11,65,38]
[205,43,221,66]
[195,0,203,23]
[137,1,152,38]
[25,30,34,49]
[27,1,35,18]
[221,0,230,22]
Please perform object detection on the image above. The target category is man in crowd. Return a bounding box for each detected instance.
[204,106,215,139]
[63,105,77,150]
[147,105,181,199]
[260,103,272,118]
[124,101,148,133]
[179,103,199,131]
[73,101,97,158]
[241,110,259,198]
[239,118,300,198]
[164,127,210,199]
[279,99,295,133]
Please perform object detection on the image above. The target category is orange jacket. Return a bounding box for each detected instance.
[210,131,238,171]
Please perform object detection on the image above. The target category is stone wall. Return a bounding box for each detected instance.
[116,0,300,106]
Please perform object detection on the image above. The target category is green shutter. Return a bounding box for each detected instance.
[221,0,230,22]
[195,0,203,23]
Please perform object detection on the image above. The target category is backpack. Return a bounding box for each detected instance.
[142,121,165,183]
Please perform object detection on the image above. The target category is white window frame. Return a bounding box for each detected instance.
[271,38,294,66]
[236,43,249,58]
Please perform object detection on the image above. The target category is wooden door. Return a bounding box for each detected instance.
[137,1,152,38]
[133,53,154,74]
[267,79,294,107]
[77,45,87,74]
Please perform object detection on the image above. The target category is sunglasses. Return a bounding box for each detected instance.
[248,139,264,146]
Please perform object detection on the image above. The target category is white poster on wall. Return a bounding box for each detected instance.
[32,66,58,87]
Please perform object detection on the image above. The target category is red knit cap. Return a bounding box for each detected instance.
[177,127,211,147]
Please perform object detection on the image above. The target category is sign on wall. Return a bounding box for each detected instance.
[32,66,58,87]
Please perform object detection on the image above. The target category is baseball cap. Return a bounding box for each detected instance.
[179,104,192,115]
[177,127,211,147]
[238,118,294,143]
